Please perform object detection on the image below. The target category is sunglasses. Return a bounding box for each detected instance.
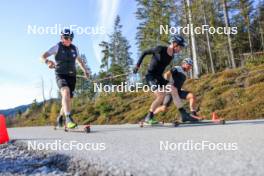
[63,36,72,41]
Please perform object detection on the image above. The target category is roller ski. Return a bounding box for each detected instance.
[173,110,226,127]
[54,115,91,133]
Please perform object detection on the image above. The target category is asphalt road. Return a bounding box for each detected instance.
[7,119,264,176]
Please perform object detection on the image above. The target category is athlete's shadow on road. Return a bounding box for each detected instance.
[91,124,210,133]
[92,119,264,133]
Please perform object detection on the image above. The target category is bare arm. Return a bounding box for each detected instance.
[41,52,56,69]
[40,44,58,68]
[41,52,50,63]
[163,70,172,81]
[76,56,89,77]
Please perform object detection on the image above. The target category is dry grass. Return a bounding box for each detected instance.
[12,63,264,127]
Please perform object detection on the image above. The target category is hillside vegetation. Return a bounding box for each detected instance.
[8,62,264,127]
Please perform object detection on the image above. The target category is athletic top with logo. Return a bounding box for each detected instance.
[136,46,173,77]
[170,66,187,90]
[46,42,80,76]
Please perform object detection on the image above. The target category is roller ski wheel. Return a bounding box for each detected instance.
[84,125,91,133]
[173,121,180,127]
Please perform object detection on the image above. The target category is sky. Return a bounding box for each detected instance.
[0,0,260,109]
[0,0,138,109]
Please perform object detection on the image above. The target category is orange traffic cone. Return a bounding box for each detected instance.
[0,114,9,144]
[211,112,220,121]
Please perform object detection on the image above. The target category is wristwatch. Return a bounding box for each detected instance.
[45,59,49,64]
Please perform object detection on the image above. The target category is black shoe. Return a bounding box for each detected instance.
[56,115,64,127]
[179,108,198,122]
[144,111,154,122]
[191,111,197,116]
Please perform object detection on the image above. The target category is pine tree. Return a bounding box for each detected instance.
[98,15,132,84]
[75,54,94,99]
[238,0,254,54]
[109,15,133,70]
[99,41,110,70]
[135,0,172,74]
[252,1,264,52]
[134,0,264,76]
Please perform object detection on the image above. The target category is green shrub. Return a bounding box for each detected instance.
[11,64,264,126]
[245,56,264,67]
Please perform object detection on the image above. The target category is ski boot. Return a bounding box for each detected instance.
[56,115,64,128]
[65,114,77,129]
[178,108,199,122]
[144,112,158,125]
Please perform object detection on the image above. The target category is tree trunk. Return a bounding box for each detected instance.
[41,77,46,113]
[202,0,215,73]
[223,0,236,68]
[183,0,193,60]
[260,21,264,52]
[186,0,199,78]
[41,77,46,103]
[246,16,253,54]
[239,0,253,55]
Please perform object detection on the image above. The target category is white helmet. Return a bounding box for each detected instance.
[182,58,193,66]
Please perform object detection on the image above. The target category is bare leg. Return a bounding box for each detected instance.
[149,91,165,112]
[154,93,171,114]
[59,107,64,116]
[169,85,183,109]
[60,87,71,116]
[186,92,196,112]
[144,90,166,122]
[154,105,167,114]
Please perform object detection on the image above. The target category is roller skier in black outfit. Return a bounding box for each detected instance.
[133,36,198,124]
[154,58,199,122]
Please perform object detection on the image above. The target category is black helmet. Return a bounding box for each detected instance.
[61,28,74,39]
[169,35,186,47]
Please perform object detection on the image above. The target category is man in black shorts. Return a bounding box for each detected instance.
[154,58,199,122]
[41,29,89,128]
[134,35,189,124]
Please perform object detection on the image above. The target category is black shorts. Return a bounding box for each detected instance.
[56,74,76,98]
[163,90,190,107]
[145,74,168,91]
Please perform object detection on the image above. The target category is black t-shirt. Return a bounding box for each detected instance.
[136,46,173,76]
[170,66,187,90]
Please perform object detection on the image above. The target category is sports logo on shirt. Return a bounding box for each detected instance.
[71,49,76,57]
